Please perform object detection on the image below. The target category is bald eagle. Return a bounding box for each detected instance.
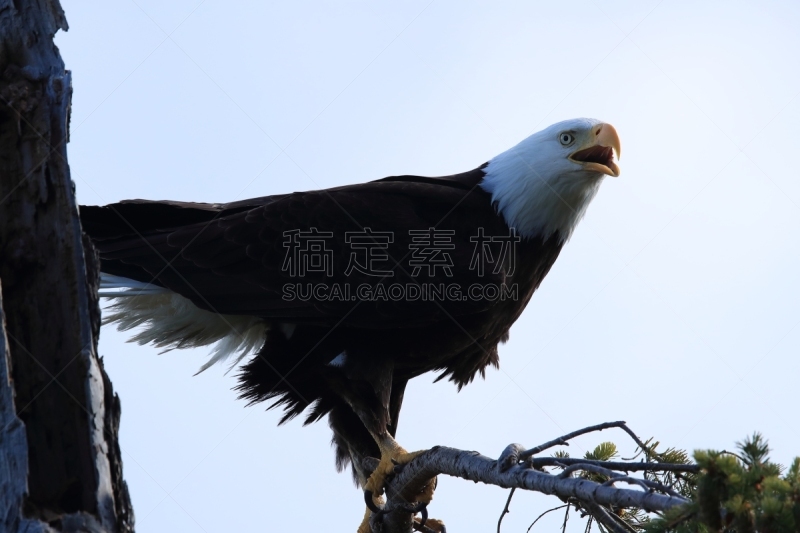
[81,118,621,531]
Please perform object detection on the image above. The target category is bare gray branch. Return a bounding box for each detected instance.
[529,457,698,473]
[373,445,690,532]
[521,421,648,461]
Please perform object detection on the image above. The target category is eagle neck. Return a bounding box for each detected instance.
[479,155,604,243]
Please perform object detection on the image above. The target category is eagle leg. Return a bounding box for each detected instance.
[356,433,438,533]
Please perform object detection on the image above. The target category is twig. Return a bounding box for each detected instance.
[720,449,750,465]
[557,462,619,480]
[557,463,687,501]
[521,421,630,459]
[530,457,698,473]
[558,464,689,502]
[602,476,684,499]
[527,505,569,533]
[616,426,652,461]
[581,501,634,533]
[561,502,571,533]
[521,421,651,462]
[497,488,515,533]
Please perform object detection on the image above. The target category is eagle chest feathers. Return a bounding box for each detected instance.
[83,117,621,491]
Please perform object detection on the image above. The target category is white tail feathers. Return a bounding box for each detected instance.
[99,274,171,296]
[100,274,268,374]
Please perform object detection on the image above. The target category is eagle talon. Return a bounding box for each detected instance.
[416,502,428,527]
[364,490,383,514]
[413,518,446,533]
[402,500,428,517]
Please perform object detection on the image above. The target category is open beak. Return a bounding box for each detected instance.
[569,123,621,177]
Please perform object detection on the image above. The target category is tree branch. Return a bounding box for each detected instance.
[529,457,698,473]
[521,421,649,461]
[496,488,516,533]
[554,463,684,499]
[527,505,569,532]
[578,501,633,533]
[374,445,691,532]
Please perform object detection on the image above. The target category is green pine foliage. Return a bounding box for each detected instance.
[645,434,800,533]
[586,442,619,462]
[639,437,696,500]
[606,438,694,531]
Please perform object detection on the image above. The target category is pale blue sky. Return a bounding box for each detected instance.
[57,1,800,531]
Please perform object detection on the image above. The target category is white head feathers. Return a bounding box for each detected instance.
[480,118,620,243]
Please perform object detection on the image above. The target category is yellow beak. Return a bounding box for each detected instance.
[569,123,622,177]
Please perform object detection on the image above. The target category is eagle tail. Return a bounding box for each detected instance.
[99,275,268,374]
[99,273,170,296]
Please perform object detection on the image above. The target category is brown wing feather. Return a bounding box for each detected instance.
[82,168,513,328]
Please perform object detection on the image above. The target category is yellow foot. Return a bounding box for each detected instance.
[357,438,437,532]
[414,517,446,532]
[364,445,425,499]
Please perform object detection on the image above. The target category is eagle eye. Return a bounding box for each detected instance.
[559,132,575,146]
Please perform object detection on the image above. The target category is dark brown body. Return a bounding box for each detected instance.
[80,167,564,481]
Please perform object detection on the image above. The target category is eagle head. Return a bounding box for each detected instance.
[480,118,622,243]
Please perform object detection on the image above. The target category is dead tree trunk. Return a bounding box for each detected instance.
[0,1,133,531]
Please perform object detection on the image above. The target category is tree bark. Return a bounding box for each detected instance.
[0,1,133,531]
[375,446,691,533]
